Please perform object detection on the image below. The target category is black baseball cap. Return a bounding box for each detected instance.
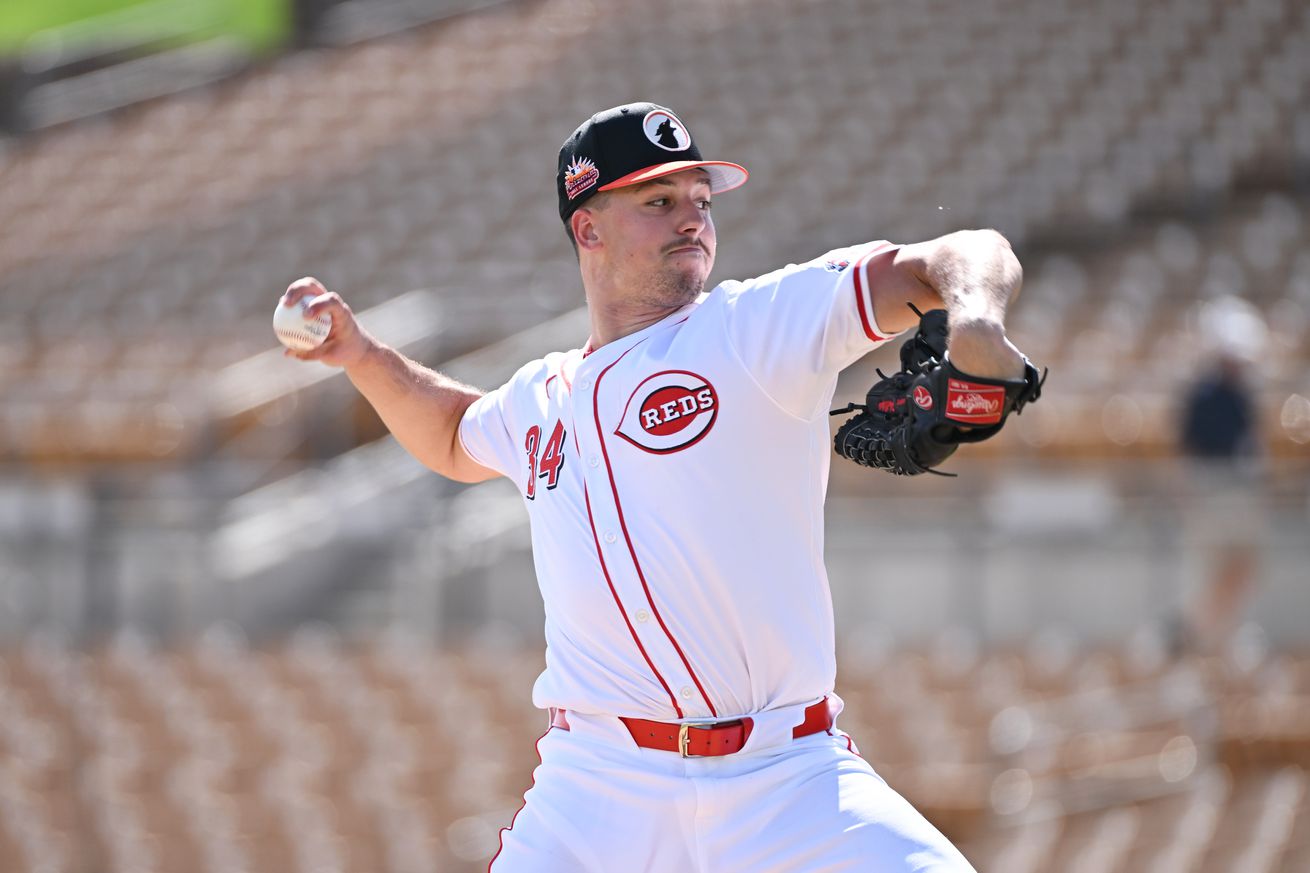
[557,102,748,223]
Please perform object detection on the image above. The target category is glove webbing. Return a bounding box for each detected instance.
[833,410,942,475]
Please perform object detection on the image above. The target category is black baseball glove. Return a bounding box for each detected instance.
[831,306,1046,476]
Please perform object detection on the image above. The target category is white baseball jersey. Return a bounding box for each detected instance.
[459,241,903,722]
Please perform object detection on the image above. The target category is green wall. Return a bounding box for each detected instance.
[0,0,291,56]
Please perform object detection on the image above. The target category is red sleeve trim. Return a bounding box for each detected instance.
[852,243,899,342]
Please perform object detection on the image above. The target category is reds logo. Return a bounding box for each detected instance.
[912,385,933,410]
[615,370,719,453]
[944,379,1004,425]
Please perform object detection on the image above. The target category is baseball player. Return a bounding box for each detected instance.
[281,102,1042,871]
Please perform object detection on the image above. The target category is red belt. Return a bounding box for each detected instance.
[550,698,833,758]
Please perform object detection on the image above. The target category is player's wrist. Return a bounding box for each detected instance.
[339,329,383,372]
[945,320,1024,380]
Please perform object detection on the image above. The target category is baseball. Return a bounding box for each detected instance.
[273,294,332,351]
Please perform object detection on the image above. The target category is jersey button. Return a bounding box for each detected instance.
[604,531,617,544]
[579,379,592,390]
[635,609,650,623]
[680,687,694,699]
[589,456,599,468]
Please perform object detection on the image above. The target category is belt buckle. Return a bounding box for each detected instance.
[678,721,717,758]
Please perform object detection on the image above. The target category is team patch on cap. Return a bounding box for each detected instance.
[565,156,601,200]
[642,109,692,152]
[615,370,718,453]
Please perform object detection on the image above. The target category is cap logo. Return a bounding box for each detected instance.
[642,109,691,152]
[564,156,600,200]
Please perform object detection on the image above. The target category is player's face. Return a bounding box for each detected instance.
[592,170,717,307]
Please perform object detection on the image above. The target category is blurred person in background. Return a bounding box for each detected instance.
[1173,296,1268,654]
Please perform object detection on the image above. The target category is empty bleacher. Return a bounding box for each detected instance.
[1,632,1307,872]
[2,1,1308,870]
[1,0,1308,465]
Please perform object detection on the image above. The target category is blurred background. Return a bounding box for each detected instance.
[1,0,1308,870]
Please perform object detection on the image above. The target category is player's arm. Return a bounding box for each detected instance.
[281,278,500,484]
[868,229,1026,380]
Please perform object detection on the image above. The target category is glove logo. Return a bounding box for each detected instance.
[913,385,933,410]
[945,379,1004,425]
[615,370,718,454]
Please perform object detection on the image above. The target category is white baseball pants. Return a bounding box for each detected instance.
[489,707,977,872]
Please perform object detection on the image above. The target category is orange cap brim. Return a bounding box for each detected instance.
[598,160,749,194]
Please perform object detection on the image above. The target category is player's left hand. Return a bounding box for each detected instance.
[830,307,1046,476]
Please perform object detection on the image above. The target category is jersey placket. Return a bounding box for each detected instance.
[572,339,718,720]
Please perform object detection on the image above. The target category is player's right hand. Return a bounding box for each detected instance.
[280,277,375,369]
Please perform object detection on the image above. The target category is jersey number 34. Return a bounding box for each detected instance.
[524,420,567,499]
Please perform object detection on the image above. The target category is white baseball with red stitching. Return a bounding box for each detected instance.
[273,294,332,351]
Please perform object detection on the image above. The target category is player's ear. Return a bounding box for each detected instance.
[572,207,603,252]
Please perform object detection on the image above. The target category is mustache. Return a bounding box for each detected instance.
[663,238,709,255]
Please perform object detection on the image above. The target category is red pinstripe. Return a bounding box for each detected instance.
[827,727,858,756]
[488,725,555,872]
[852,244,897,342]
[554,354,682,715]
[592,342,718,717]
[582,479,683,716]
